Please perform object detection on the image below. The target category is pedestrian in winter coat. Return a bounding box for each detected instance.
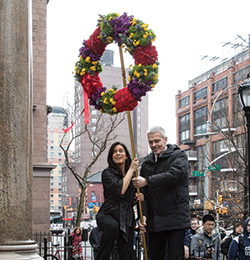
[228,217,250,260]
[190,214,221,260]
[221,220,243,258]
[95,142,144,260]
[71,227,83,260]
[132,126,190,260]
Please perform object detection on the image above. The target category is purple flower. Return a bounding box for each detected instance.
[109,13,134,45]
[79,41,102,60]
[127,79,152,101]
[89,86,107,109]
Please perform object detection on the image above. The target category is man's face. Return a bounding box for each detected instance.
[191,220,199,231]
[147,132,167,155]
[203,220,215,235]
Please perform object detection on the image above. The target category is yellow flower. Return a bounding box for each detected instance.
[103,97,107,104]
[92,61,98,65]
[77,70,79,74]
[143,34,147,39]
[152,64,157,69]
[108,16,113,21]
[110,98,113,102]
[107,36,113,43]
[100,109,103,113]
[130,19,137,26]
[109,88,113,92]
[112,101,116,105]
[85,57,91,63]
[138,64,142,67]
[129,64,132,69]
[151,84,155,88]
[151,38,156,42]
[129,33,134,38]
[113,90,117,94]
[134,71,138,77]
[79,56,83,61]
[116,13,119,17]
[112,107,117,113]
[74,67,77,71]
[144,69,148,76]
[128,75,131,81]
[101,92,105,96]
[153,74,158,80]
[90,66,96,71]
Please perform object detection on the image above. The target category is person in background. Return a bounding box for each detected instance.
[190,214,221,260]
[190,217,200,237]
[228,217,250,260]
[221,220,243,259]
[71,227,84,260]
[95,142,143,260]
[132,126,190,260]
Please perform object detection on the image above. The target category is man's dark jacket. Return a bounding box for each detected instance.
[140,144,190,232]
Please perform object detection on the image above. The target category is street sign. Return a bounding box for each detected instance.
[192,170,204,177]
[208,165,221,171]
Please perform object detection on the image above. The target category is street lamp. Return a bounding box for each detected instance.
[238,76,250,214]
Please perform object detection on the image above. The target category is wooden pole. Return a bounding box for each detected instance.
[118,46,148,260]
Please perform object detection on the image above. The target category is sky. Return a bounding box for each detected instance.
[47,0,250,144]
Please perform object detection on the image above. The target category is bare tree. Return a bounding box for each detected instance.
[209,91,248,221]
[60,112,126,226]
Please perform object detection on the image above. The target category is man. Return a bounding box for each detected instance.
[228,217,250,260]
[221,220,243,258]
[190,214,221,260]
[132,126,190,260]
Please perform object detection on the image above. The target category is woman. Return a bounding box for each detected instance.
[71,226,83,260]
[95,142,143,260]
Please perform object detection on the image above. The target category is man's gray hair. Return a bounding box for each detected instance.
[147,126,166,138]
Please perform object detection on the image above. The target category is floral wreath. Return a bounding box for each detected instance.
[74,12,159,123]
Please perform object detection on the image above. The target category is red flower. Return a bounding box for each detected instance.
[114,88,138,112]
[81,72,103,98]
[133,43,158,65]
[86,27,107,55]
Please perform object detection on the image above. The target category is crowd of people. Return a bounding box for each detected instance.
[73,126,248,260]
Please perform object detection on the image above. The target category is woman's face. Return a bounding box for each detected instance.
[76,228,80,234]
[112,144,127,167]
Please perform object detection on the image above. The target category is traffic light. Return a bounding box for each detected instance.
[205,200,214,210]
[219,194,223,205]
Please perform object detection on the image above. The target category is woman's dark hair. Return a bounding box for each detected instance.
[107,142,132,174]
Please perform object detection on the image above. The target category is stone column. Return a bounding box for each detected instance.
[0,0,42,259]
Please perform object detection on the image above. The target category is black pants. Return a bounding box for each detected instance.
[96,214,134,260]
[148,229,185,260]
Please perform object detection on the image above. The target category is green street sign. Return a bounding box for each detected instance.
[208,165,221,171]
[192,170,204,177]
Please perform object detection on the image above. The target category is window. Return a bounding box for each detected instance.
[194,123,207,134]
[194,107,207,120]
[213,98,228,112]
[179,96,190,108]
[194,87,207,101]
[212,77,228,92]
[179,129,190,142]
[179,114,190,124]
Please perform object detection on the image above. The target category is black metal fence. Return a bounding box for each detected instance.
[32,229,143,260]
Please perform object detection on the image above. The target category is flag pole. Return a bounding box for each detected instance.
[119,45,148,260]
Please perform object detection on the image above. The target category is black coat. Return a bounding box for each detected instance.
[96,167,136,240]
[140,144,190,232]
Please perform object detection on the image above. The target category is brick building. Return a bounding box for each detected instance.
[176,48,250,211]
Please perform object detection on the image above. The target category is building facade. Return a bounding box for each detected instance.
[176,48,250,214]
[47,106,69,212]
